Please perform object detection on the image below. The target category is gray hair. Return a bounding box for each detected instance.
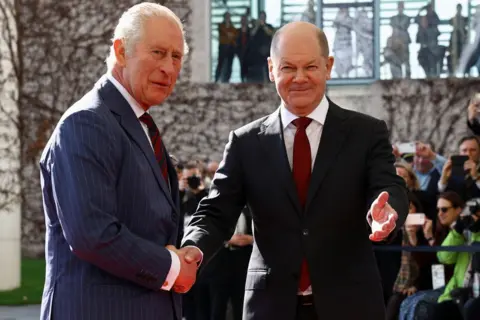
[105,3,189,71]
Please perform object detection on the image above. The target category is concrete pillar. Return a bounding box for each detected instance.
[0,0,21,291]
[189,0,211,82]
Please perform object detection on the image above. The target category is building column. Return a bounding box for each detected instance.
[189,0,211,82]
[0,0,21,291]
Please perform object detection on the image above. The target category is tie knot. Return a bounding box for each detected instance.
[139,112,154,128]
[292,117,312,129]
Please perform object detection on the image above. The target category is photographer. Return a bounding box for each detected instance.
[439,136,480,202]
[428,197,480,320]
[180,161,210,320]
[180,161,209,225]
[467,93,480,135]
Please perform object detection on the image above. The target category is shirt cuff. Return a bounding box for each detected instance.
[366,211,373,227]
[161,249,181,291]
[437,181,447,192]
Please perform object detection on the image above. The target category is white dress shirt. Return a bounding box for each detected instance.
[106,74,181,291]
[281,95,329,170]
[280,96,329,295]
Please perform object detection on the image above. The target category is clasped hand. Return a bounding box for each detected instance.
[166,245,202,293]
[369,191,398,241]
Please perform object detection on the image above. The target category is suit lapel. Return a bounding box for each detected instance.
[165,149,180,218]
[305,102,350,213]
[96,76,178,213]
[258,109,302,214]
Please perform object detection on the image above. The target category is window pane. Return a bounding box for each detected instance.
[210,0,254,83]
[379,0,475,80]
[320,1,376,79]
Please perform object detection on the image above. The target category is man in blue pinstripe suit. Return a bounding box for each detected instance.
[39,3,201,319]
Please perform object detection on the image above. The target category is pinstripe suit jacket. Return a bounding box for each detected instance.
[39,76,182,320]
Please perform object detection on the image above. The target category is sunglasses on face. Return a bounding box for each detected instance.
[437,207,452,213]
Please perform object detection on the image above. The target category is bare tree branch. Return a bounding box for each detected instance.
[1,0,193,257]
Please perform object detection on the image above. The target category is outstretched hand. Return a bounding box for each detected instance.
[368,192,398,241]
[166,245,203,293]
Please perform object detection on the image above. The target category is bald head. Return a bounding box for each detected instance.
[270,21,329,59]
[267,21,334,117]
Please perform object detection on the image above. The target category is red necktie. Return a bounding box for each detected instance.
[292,117,312,291]
[139,113,169,184]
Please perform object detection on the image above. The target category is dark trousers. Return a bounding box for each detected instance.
[215,44,235,83]
[210,246,252,320]
[375,231,402,304]
[245,63,268,83]
[182,280,211,320]
[464,297,480,320]
[386,292,407,320]
[430,300,463,320]
[296,304,317,320]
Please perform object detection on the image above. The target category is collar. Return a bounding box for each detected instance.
[280,95,329,129]
[106,73,145,119]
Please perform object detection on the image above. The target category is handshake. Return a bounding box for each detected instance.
[166,245,203,293]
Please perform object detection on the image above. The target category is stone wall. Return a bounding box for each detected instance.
[10,0,194,256]
[150,83,279,162]
[373,78,480,155]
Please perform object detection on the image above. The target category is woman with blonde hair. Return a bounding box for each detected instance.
[395,162,437,223]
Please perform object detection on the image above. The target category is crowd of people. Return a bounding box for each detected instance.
[214,9,274,83]
[215,1,480,81]
[384,1,480,78]
[376,96,480,320]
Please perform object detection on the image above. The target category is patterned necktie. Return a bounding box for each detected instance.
[139,113,169,184]
[292,117,313,291]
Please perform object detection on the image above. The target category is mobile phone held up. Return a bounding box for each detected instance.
[450,155,469,178]
[396,142,416,155]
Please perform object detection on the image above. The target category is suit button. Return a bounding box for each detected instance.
[302,229,309,236]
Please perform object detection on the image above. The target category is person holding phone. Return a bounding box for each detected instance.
[401,141,446,195]
[439,136,480,201]
[467,93,480,135]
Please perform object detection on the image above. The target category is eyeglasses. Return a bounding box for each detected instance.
[437,207,452,213]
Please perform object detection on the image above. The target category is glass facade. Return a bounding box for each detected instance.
[210,0,480,84]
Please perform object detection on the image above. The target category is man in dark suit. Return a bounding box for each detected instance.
[181,21,409,320]
[39,3,200,320]
[467,93,480,135]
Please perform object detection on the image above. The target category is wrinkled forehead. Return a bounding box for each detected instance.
[141,16,185,52]
[273,34,322,62]
[460,139,479,151]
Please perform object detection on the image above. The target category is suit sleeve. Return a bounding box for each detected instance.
[366,119,409,240]
[468,118,480,136]
[181,131,246,265]
[50,110,174,291]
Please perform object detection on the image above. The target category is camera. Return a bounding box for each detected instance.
[462,198,480,216]
[187,175,201,190]
[456,198,480,233]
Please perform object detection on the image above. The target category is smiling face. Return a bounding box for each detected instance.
[437,198,461,227]
[268,22,334,116]
[113,16,184,110]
